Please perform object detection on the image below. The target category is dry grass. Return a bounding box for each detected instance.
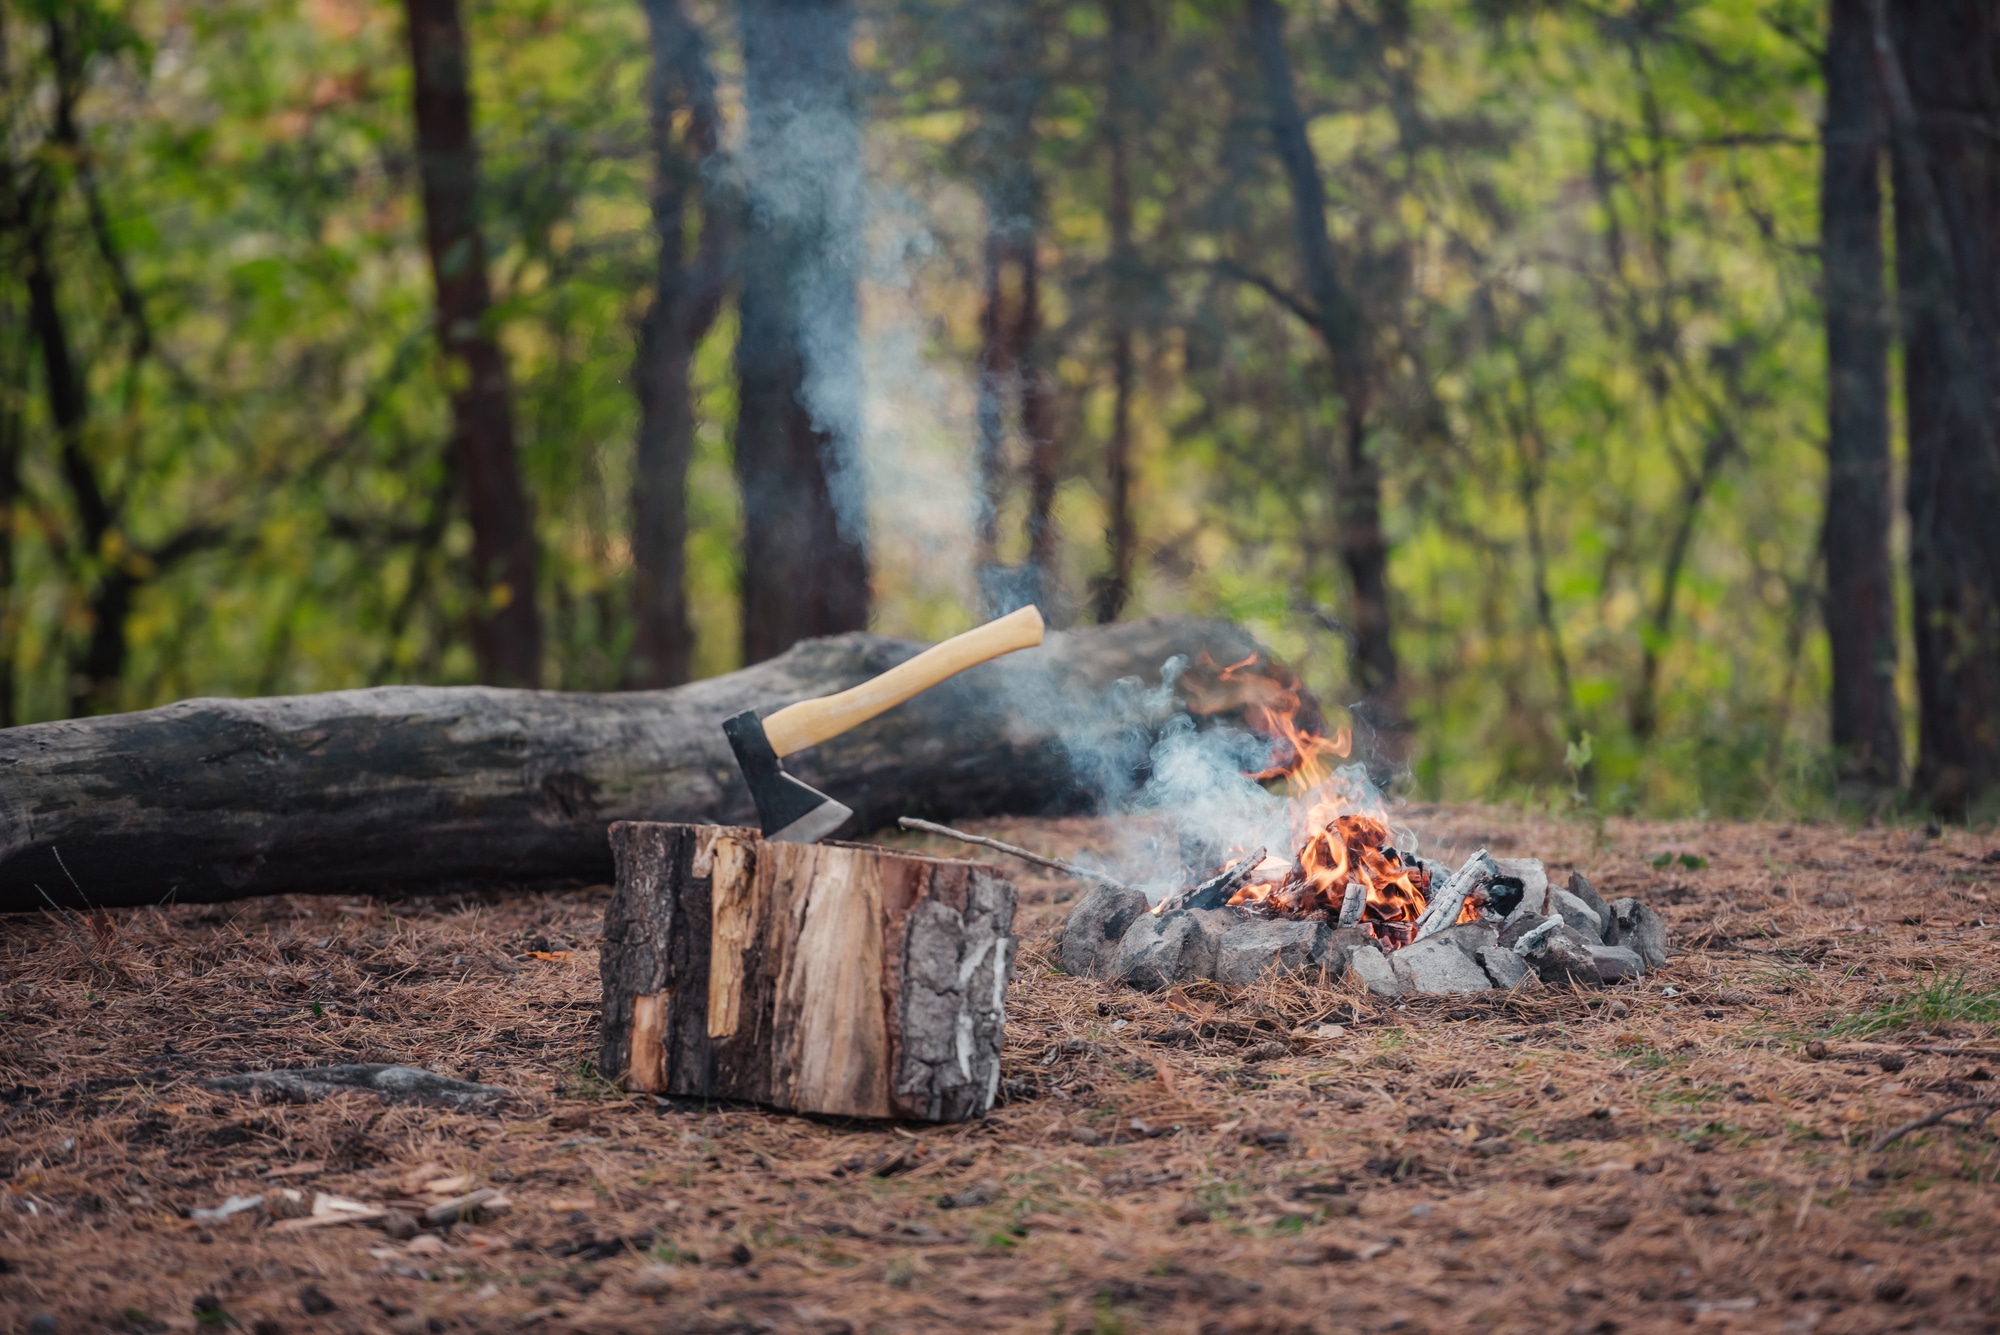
[4,806,1999,1335]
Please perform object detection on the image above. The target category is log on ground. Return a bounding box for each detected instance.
[599,821,1016,1122]
[1,617,1262,911]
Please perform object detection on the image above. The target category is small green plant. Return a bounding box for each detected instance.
[885,1257,917,1289]
[652,1242,693,1265]
[567,1060,622,1101]
[1840,971,2000,1036]
[310,1001,323,1018]
[1564,731,1595,807]
[1652,851,1707,870]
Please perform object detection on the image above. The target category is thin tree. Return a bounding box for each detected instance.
[1876,0,2000,814]
[964,0,1057,617]
[628,0,727,688]
[404,0,543,687]
[1092,0,1143,624]
[1820,0,1901,792]
[1244,0,1399,724]
[735,0,870,664]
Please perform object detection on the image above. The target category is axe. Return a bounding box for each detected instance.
[722,604,1047,843]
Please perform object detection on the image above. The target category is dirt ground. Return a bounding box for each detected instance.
[4,807,1999,1335]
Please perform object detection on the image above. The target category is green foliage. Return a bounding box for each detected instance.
[0,0,1889,817]
[1839,972,2000,1037]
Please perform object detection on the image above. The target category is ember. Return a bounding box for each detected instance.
[1178,653,1458,951]
[1057,652,1673,996]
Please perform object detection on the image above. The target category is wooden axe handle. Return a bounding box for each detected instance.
[761,605,1046,757]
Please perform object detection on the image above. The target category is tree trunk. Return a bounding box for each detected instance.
[600,822,1015,1121]
[1881,0,2000,815]
[0,283,21,728]
[1244,0,1400,724]
[1094,0,1140,624]
[735,0,869,666]
[404,0,543,687]
[0,616,1267,912]
[23,207,123,718]
[629,0,725,689]
[973,222,1057,616]
[1821,0,1902,791]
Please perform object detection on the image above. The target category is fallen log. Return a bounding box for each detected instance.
[600,822,1015,1122]
[2,617,1262,911]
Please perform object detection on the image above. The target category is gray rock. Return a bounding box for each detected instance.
[1389,934,1494,995]
[1491,858,1549,917]
[1606,898,1669,968]
[1497,910,1551,948]
[1425,920,1499,963]
[1477,945,1531,989]
[1590,944,1645,982]
[1315,925,1376,975]
[1108,907,1234,988]
[1214,916,1329,986]
[203,1064,509,1108]
[1566,871,1612,935]
[1549,889,1606,945]
[1060,882,1153,978]
[1347,944,1401,997]
[1516,921,1600,986]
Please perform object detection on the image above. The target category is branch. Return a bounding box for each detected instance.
[897,818,1136,892]
[1868,1101,2000,1153]
[1206,258,1322,331]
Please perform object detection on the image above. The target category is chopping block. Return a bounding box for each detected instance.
[599,822,1018,1122]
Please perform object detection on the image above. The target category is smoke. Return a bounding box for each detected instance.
[1003,651,1407,902]
[735,4,988,610]
[738,0,870,548]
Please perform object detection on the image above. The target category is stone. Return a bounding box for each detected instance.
[1549,889,1606,946]
[1060,882,1152,978]
[1606,898,1668,968]
[1214,917,1330,986]
[1388,934,1494,995]
[1426,920,1499,964]
[1566,871,1612,935]
[1517,921,1599,985]
[202,1064,509,1108]
[1108,907,1234,988]
[1497,911,1552,949]
[1347,944,1401,997]
[1315,925,1376,975]
[1477,945,1530,989]
[1589,944,1645,982]
[1491,858,1550,917]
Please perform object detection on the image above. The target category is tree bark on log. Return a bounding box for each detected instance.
[600,822,1015,1121]
[0,616,1262,912]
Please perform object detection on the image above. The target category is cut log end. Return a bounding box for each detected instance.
[600,822,1017,1123]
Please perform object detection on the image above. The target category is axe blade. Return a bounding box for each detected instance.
[722,709,855,843]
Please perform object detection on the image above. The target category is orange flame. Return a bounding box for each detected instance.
[1177,652,1477,949]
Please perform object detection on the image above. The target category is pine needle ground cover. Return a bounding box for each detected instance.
[3,811,1997,1335]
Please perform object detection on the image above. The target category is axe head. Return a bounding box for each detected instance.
[722,709,855,844]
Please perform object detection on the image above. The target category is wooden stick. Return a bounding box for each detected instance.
[1414,850,1498,940]
[1867,1100,2000,1152]
[897,818,1135,892]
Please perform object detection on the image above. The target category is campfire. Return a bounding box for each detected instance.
[1058,654,1671,996]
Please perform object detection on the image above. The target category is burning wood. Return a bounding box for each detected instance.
[1058,653,1672,997]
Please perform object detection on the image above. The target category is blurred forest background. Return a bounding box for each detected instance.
[0,0,1996,820]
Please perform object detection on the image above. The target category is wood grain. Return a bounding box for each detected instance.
[599,822,1017,1122]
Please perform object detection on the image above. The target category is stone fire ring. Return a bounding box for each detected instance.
[1059,856,1669,997]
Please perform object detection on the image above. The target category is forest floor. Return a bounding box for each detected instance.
[3,807,1999,1335]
